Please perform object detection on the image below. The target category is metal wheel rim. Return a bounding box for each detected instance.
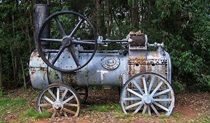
[75,87,88,104]
[120,72,175,116]
[37,11,97,73]
[37,83,81,117]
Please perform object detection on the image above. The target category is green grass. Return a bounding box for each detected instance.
[87,103,122,112]
[0,96,50,122]
[159,114,170,119]
[0,88,42,122]
[22,109,51,119]
[189,115,210,123]
[113,112,133,118]
[171,112,182,119]
[0,98,25,106]
[0,98,26,122]
[86,103,136,121]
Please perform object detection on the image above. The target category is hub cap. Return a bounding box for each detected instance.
[142,94,153,105]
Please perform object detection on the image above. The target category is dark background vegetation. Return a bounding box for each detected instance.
[0,0,209,93]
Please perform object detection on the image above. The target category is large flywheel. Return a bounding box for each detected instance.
[37,11,97,73]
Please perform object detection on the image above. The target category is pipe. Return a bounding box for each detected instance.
[35,4,50,48]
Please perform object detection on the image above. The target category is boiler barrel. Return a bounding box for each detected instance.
[29,51,129,89]
[29,49,171,89]
[75,53,128,86]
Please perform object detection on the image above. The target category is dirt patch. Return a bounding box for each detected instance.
[175,106,197,118]
[175,92,210,115]
[32,119,90,123]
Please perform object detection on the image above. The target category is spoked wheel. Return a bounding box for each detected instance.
[75,87,88,104]
[120,72,175,116]
[37,83,81,117]
[37,11,97,73]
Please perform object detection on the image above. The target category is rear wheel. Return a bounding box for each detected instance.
[120,72,175,116]
[75,87,88,104]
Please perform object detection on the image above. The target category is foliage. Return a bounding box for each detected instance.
[0,0,34,88]
[0,88,3,97]
[172,81,186,94]
[144,0,210,92]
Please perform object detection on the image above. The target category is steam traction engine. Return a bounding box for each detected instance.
[29,10,175,117]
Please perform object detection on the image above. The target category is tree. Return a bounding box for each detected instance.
[0,0,35,88]
[0,0,209,92]
[0,50,2,88]
[152,0,210,91]
[128,0,140,29]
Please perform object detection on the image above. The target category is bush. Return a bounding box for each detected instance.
[172,81,186,94]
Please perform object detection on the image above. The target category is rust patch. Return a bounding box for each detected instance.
[129,56,167,78]
[48,69,60,80]
[62,73,77,86]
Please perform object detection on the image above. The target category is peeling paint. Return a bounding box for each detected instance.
[62,73,77,86]
[129,52,167,78]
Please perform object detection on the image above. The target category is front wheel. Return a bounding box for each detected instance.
[37,83,81,117]
[120,72,175,116]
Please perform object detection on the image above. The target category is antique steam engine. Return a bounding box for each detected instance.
[29,6,175,118]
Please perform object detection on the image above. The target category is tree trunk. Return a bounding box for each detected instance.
[11,14,17,81]
[10,46,16,80]
[131,3,139,29]
[20,57,26,89]
[0,51,2,88]
[96,0,102,35]
[26,24,32,52]
[25,2,32,53]
[106,0,111,38]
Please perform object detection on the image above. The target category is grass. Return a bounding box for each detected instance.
[0,87,42,122]
[0,98,25,106]
[0,98,26,122]
[0,87,209,123]
[0,89,50,123]
[171,112,182,119]
[189,115,210,123]
[159,114,170,119]
[113,112,133,118]
[86,103,136,121]
[86,103,122,112]
[22,109,51,119]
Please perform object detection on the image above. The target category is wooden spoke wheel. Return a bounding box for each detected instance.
[37,83,81,117]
